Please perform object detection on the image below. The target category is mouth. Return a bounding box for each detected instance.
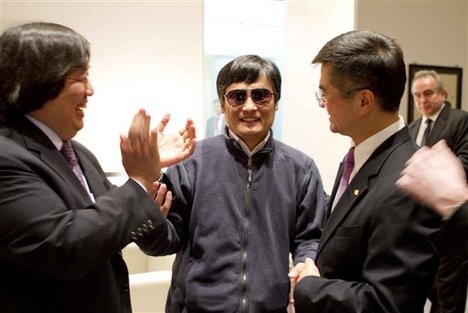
[75,103,86,114]
[240,116,260,123]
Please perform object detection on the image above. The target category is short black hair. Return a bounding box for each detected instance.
[216,55,281,104]
[312,30,406,112]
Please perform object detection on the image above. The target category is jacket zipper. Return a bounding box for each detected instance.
[240,156,252,312]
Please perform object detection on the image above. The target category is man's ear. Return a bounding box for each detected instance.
[440,88,448,99]
[357,89,375,115]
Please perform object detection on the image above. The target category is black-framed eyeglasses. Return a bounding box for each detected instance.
[315,86,370,108]
[224,88,274,107]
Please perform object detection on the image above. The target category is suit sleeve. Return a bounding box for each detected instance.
[0,142,169,281]
[135,172,183,255]
[446,111,468,175]
[294,189,439,313]
[437,203,468,258]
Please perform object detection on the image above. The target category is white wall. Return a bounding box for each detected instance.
[1,0,204,174]
[2,0,467,191]
[356,0,468,116]
[281,1,354,193]
[281,0,467,192]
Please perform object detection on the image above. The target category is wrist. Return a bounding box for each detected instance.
[442,202,466,220]
[130,176,153,192]
[434,188,468,220]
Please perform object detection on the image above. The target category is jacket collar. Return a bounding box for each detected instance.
[2,116,93,201]
[425,103,450,146]
[224,126,274,159]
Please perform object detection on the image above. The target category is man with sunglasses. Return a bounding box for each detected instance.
[293,30,440,312]
[141,55,326,312]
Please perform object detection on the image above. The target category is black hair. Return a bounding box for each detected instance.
[0,22,90,123]
[216,55,281,104]
[312,30,406,112]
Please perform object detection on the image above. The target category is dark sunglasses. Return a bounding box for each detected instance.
[224,88,274,107]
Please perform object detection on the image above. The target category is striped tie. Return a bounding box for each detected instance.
[61,141,87,189]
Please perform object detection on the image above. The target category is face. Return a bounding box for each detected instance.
[31,69,94,140]
[221,73,278,150]
[412,76,446,117]
[318,64,359,137]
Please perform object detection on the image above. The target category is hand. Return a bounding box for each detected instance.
[120,109,161,191]
[288,261,306,306]
[152,181,172,217]
[297,258,320,283]
[397,140,468,218]
[155,114,196,168]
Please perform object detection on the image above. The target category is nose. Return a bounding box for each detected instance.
[86,80,94,96]
[241,97,258,111]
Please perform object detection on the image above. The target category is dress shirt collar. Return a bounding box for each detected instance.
[423,102,445,124]
[351,116,405,181]
[228,128,270,157]
[25,115,64,150]
[25,115,95,201]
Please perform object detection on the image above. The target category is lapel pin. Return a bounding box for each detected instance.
[353,189,360,196]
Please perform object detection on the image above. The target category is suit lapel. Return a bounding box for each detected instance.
[318,168,372,257]
[408,119,421,140]
[427,103,450,146]
[74,145,108,198]
[317,128,410,258]
[325,162,343,221]
[10,117,92,202]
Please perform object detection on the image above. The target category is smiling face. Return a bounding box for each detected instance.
[30,69,94,140]
[221,73,278,150]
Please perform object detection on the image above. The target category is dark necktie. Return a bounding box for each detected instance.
[61,141,87,189]
[332,147,355,210]
[421,119,432,146]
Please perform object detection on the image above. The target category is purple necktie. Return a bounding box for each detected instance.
[332,147,355,209]
[61,141,87,189]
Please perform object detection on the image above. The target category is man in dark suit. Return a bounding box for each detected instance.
[409,70,468,174]
[292,30,440,312]
[0,22,195,313]
[409,70,468,313]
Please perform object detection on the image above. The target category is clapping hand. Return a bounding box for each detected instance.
[120,109,161,191]
[155,114,196,168]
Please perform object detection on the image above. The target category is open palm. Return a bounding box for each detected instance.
[155,114,196,168]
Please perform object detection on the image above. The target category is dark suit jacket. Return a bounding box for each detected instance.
[430,203,468,313]
[409,104,468,313]
[409,103,468,175]
[442,204,468,258]
[295,127,440,313]
[0,117,169,313]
